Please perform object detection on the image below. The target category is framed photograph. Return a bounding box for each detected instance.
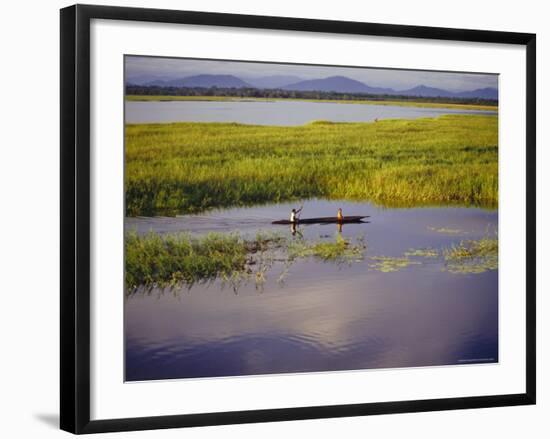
[60,4,536,434]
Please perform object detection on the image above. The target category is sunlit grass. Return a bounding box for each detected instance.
[369,234,498,274]
[443,236,498,274]
[125,115,498,215]
[288,234,366,262]
[125,231,367,292]
[125,231,249,291]
[125,228,498,291]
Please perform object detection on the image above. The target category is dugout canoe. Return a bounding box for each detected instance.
[272,216,369,225]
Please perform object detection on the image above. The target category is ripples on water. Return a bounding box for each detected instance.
[125,200,498,381]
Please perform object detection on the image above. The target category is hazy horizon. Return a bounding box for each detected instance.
[126,55,498,92]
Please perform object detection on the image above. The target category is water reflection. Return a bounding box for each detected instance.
[126,100,497,125]
[125,268,498,381]
[125,200,498,381]
[290,221,344,236]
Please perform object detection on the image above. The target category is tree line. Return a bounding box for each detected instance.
[126,85,498,106]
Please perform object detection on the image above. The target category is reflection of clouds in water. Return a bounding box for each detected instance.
[125,201,498,380]
[125,264,497,380]
[125,100,496,125]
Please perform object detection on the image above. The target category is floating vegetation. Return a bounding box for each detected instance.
[403,247,439,258]
[428,226,463,234]
[443,236,498,274]
[369,256,421,273]
[288,234,366,263]
[369,233,497,274]
[125,231,367,293]
[125,224,498,293]
[125,231,250,292]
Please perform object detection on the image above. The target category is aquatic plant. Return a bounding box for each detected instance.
[369,233,497,274]
[443,236,498,274]
[125,115,498,216]
[288,234,366,262]
[125,231,367,292]
[369,256,421,272]
[427,226,463,234]
[403,247,439,258]
[124,231,250,291]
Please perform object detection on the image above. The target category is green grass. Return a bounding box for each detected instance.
[125,229,497,290]
[443,236,498,274]
[403,247,439,258]
[369,256,421,272]
[125,115,498,216]
[368,234,498,274]
[125,231,366,291]
[125,231,249,290]
[126,95,498,111]
[288,234,366,262]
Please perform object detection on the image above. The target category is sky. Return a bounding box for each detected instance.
[125,56,498,92]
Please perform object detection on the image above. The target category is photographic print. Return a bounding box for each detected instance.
[124,56,499,382]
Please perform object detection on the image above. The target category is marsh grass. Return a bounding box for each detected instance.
[443,236,498,274]
[125,231,367,292]
[369,234,498,274]
[125,229,497,292]
[125,231,249,291]
[369,256,421,272]
[288,234,366,262]
[125,115,498,216]
[403,248,439,258]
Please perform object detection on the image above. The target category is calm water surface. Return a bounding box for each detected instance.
[125,100,497,125]
[125,200,498,381]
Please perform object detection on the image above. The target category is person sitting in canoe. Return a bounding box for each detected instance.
[337,208,344,222]
[290,206,303,223]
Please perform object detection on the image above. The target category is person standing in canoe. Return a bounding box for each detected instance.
[290,206,303,223]
[337,208,344,222]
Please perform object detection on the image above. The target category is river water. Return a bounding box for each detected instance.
[125,99,497,125]
[125,200,498,381]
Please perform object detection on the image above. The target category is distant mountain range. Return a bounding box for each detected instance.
[396,85,498,100]
[282,75,396,95]
[245,75,303,89]
[127,73,498,100]
[145,74,252,88]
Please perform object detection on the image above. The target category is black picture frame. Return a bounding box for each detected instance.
[60,4,536,434]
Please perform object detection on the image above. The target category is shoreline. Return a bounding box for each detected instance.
[125,94,498,112]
